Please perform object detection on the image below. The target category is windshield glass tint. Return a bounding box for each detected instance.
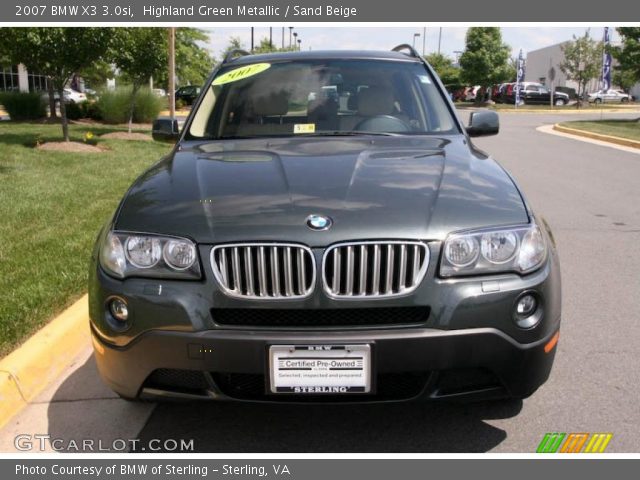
[188,59,458,139]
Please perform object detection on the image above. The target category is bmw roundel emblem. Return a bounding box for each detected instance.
[306,214,332,231]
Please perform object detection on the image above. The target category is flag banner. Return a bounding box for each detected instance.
[601,27,612,91]
[516,49,525,106]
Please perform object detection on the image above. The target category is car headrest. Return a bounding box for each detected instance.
[357,86,394,116]
[308,97,338,120]
[253,91,289,116]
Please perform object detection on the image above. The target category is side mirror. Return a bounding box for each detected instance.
[152,117,180,142]
[466,110,499,137]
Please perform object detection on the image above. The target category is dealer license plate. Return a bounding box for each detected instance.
[269,344,371,394]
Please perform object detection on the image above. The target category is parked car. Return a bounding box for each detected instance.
[503,82,569,106]
[175,85,201,105]
[555,86,577,101]
[43,88,87,104]
[153,88,167,97]
[588,89,631,104]
[90,46,561,403]
[492,83,510,104]
[464,85,482,102]
[83,88,98,98]
[63,88,87,104]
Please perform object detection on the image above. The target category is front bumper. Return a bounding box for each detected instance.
[89,237,561,402]
[92,324,559,402]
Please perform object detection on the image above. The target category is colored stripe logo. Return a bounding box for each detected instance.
[537,433,612,453]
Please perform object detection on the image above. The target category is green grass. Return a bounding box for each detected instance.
[0,122,171,357]
[559,119,640,141]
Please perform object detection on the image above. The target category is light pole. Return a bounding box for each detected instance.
[168,27,175,119]
[269,27,273,49]
[250,27,254,52]
[412,33,420,49]
[422,27,426,56]
[438,27,442,54]
[281,27,284,49]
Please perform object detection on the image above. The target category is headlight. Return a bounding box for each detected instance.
[444,236,479,267]
[163,239,197,270]
[440,224,546,277]
[125,236,161,268]
[100,231,201,279]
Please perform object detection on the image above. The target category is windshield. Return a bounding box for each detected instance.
[187,59,459,139]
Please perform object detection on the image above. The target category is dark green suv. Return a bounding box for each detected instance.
[89,45,561,403]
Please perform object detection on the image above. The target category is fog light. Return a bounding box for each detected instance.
[513,292,541,329]
[109,297,129,322]
[516,294,537,318]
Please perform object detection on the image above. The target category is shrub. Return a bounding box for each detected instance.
[64,101,86,120]
[95,88,130,124]
[134,88,166,123]
[0,91,46,121]
[84,101,102,121]
[96,86,165,124]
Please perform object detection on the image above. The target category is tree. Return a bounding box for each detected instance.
[253,37,297,54]
[560,31,602,107]
[110,28,168,133]
[221,36,297,60]
[506,57,518,83]
[613,69,637,93]
[424,53,459,86]
[0,28,113,139]
[612,28,640,93]
[253,37,280,54]
[221,37,246,60]
[458,28,511,103]
[154,28,214,87]
[79,60,116,90]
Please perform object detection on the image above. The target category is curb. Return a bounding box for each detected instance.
[457,105,640,114]
[159,109,190,117]
[0,295,90,429]
[499,108,639,114]
[553,124,640,149]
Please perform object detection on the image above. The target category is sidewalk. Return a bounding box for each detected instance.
[0,347,154,452]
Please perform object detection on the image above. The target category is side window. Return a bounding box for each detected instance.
[528,85,539,92]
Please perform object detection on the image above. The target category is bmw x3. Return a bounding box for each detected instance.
[89,45,561,403]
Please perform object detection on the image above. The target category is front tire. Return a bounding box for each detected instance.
[554,98,566,106]
[622,97,629,103]
[594,98,602,104]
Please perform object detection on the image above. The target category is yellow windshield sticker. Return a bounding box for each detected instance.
[294,124,316,134]
[212,63,271,86]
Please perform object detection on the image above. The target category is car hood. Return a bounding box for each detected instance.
[115,136,528,246]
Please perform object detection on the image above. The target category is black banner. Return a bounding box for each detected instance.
[4,0,640,22]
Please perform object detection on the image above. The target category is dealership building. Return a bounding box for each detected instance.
[0,64,50,93]
[525,41,640,98]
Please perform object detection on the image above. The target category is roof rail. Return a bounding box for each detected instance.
[223,49,251,64]
[391,44,421,59]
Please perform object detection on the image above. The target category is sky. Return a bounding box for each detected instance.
[203,26,616,60]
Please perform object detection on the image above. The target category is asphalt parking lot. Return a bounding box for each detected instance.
[1,110,639,453]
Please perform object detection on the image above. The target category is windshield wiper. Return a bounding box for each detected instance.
[302,131,400,137]
[214,131,400,140]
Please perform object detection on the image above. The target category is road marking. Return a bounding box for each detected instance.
[537,124,640,156]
